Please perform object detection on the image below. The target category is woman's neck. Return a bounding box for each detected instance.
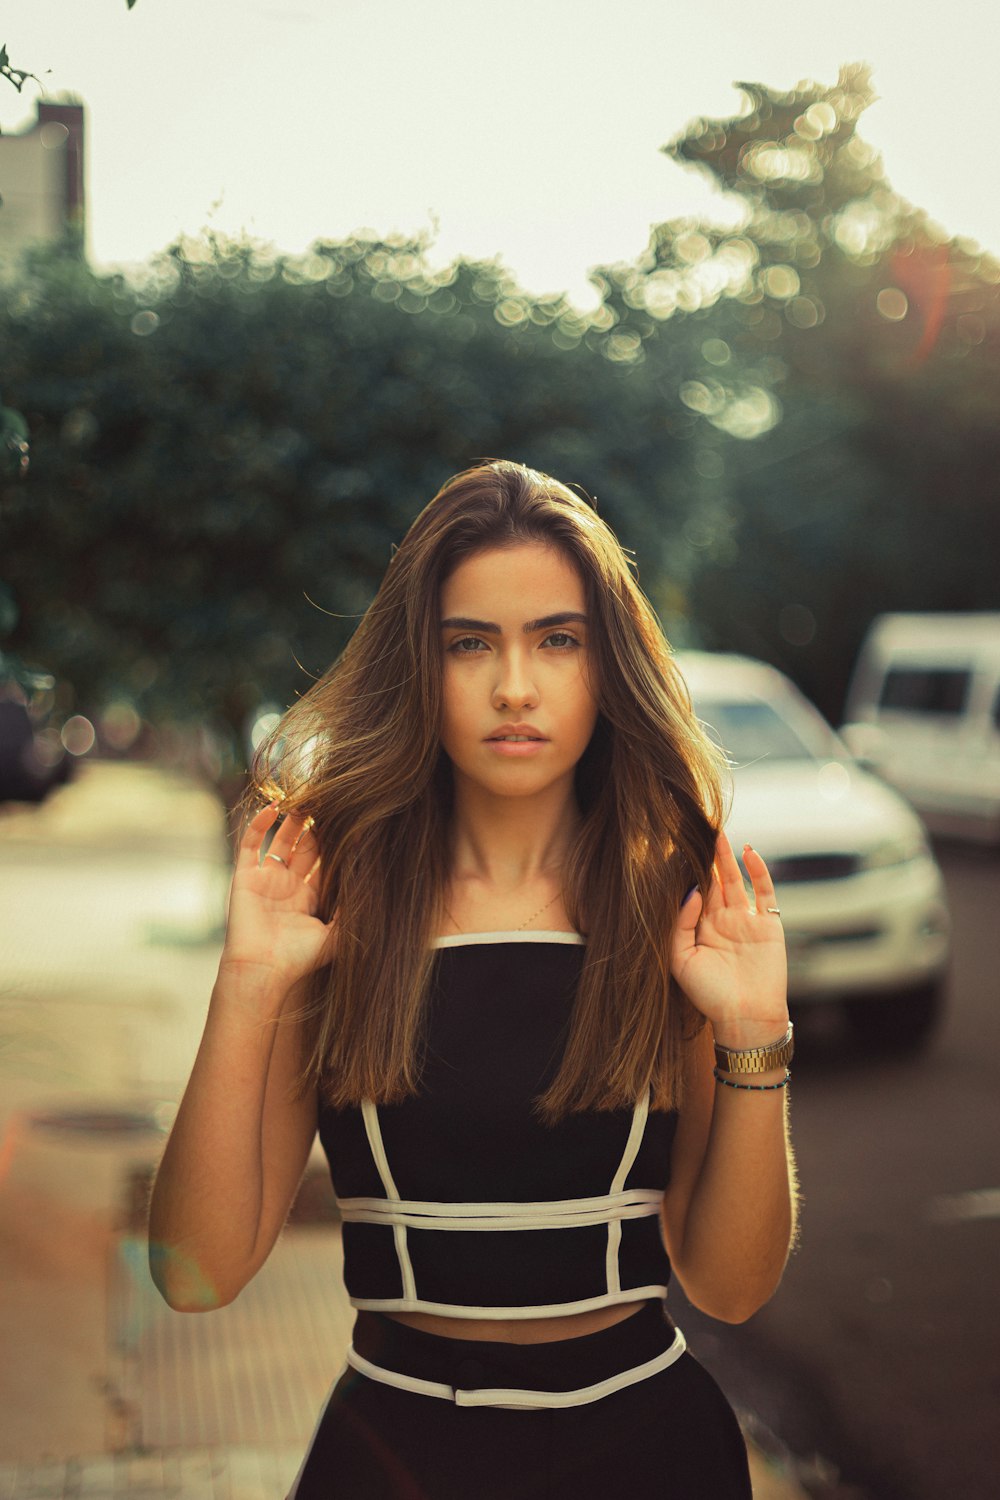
[446,778,580,891]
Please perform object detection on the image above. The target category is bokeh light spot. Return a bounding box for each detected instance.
[61,716,97,756]
[494,298,529,329]
[711,387,781,440]
[605,331,643,363]
[100,701,143,753]
[679,380,726,416]
[761,265,800,300]
[249,708,283,752]
[39,122,69,149]
[701,338,731,366]
[957,314,985,345]
[130,310,160,337]
[675,231,712,265]
[786,296,822,328]
[642,273,678,321]
[804,102,838,136]
[876,288,909,321]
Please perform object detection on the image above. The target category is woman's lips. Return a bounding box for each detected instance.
[485,735,547,757]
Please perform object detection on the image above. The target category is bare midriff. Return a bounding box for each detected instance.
[384,1298,651,1345]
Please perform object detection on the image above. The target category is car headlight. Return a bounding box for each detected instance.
[861,832,929,871]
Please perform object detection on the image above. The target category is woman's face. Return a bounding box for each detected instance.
[439,542,599,802]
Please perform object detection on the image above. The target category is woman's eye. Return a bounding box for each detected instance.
[448,633,580,654]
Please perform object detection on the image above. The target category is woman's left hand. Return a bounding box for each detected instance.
[670,829,789,1048]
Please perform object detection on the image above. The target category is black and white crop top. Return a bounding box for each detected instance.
[316,932,678,1321]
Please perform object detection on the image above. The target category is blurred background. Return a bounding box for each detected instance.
[1,2,999,1497]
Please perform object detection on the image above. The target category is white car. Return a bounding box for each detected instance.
[674,652,951,1049]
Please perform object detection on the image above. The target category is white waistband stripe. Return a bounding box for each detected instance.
[346,1326,687,1410]
[337,1188,664,1233]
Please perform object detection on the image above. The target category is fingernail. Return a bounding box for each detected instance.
[682,885,699,905]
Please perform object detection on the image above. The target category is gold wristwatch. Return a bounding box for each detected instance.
[713,1023,794,1074]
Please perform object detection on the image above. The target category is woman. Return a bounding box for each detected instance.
[149,460,797,1498]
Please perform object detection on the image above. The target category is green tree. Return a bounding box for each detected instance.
[0,232,695,783]
[614,63,1000,719]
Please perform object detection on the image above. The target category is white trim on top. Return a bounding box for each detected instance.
[606,1087,651,1295]
[361,1101,417,1303]
[337,1187,664,1232]
[345,1325,687,1410]
[433,930,584,948]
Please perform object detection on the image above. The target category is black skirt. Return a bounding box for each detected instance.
[288,1300,751,1499]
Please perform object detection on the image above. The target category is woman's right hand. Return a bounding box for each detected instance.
[219,800,335,991]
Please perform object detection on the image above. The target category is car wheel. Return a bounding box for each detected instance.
[843,980,946,1052]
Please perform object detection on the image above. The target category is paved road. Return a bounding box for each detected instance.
[673,841,1000,1500]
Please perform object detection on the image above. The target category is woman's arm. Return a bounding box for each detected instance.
[148,802,333,1312]
[661,1023,797,1322]
[147,963,318,1311]
[661,832,798,1323]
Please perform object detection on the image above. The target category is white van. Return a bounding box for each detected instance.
[842,613,1000,845]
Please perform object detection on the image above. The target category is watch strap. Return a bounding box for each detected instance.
[714,1023,794,1074]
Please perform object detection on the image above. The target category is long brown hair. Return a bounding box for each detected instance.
[242,460,727,1119]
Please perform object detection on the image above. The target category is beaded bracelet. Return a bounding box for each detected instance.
[713,1066,791,1091]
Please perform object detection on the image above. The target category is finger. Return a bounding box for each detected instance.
[742,843,780,917]
[238,800,282,860]
[287,813,316,859]
[713,829,748,906]
[675,884,703,934]
[671,888,701,979]
[285,823,320,878]
[263,810,316,869]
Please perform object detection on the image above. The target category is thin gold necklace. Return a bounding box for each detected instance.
[443,886,563,934]
[514,889,562,931]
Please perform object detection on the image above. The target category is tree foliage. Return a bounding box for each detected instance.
[612,63,1000,714]
[0,233,703,776]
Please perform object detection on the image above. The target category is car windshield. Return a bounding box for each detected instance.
[694,697,828,766]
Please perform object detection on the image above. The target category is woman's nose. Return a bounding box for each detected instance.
[491,653,538,711]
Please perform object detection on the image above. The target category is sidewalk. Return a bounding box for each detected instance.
[0,759,812,1499]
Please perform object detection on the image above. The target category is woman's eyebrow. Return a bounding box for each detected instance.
[440,611,588,635]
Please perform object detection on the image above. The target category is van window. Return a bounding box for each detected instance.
[878,667,971,716]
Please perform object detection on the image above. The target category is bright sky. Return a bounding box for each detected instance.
[3,0,998,308]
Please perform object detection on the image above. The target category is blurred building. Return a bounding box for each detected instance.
[0,100,85,266]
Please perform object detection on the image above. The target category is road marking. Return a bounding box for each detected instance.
[925,1188,1000,1223]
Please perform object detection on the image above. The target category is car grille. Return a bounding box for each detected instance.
[768,853,862,883]
[814,926,883,946]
